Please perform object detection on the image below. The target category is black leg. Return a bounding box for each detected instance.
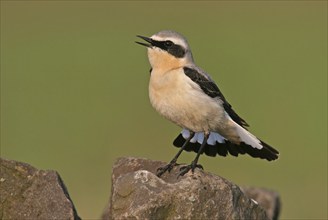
[156,131,195,177]
[179,132,209,177]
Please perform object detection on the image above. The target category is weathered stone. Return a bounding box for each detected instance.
[102,157,280,220]
[242,186,281,220]
[0,157,80,220]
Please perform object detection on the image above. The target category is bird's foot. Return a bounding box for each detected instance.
[156,161,177,177]
[178,162,203,177]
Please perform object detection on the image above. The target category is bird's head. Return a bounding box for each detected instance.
[136,30,194,71]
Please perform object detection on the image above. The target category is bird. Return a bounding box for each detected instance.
[136,30,279,177]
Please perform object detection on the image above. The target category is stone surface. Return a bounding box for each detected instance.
[102,157,281,220]
[0,157,80,220]
[242,186,281,220]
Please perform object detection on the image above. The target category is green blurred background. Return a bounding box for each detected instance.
[1,1,327,219]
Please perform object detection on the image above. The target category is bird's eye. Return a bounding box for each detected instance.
[164,40,173,47]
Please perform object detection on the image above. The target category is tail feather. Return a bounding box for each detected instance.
[231,119,263,150]
[173,128,279,161]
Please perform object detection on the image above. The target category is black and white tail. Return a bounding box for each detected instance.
[173,126,279,161]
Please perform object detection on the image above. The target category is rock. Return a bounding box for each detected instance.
[102,157,281,220]
[0,157,80,220]
[242,186,281,220]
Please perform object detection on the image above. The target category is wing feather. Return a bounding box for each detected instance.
[183,66,249,128]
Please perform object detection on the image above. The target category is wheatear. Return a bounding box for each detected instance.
[136,30,279,177]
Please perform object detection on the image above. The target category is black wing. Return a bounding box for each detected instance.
[183,66,249,128]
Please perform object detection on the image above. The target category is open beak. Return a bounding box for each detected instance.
[135,35,153,48]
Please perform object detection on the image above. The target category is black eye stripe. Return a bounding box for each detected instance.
[164,40,173,47]
[152,40,186,58]
[167,44,185,58]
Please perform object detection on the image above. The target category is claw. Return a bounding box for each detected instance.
[156,162,176,177]
[178,163,203,177]
[178,165,192,177]
[195,164,204,170]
